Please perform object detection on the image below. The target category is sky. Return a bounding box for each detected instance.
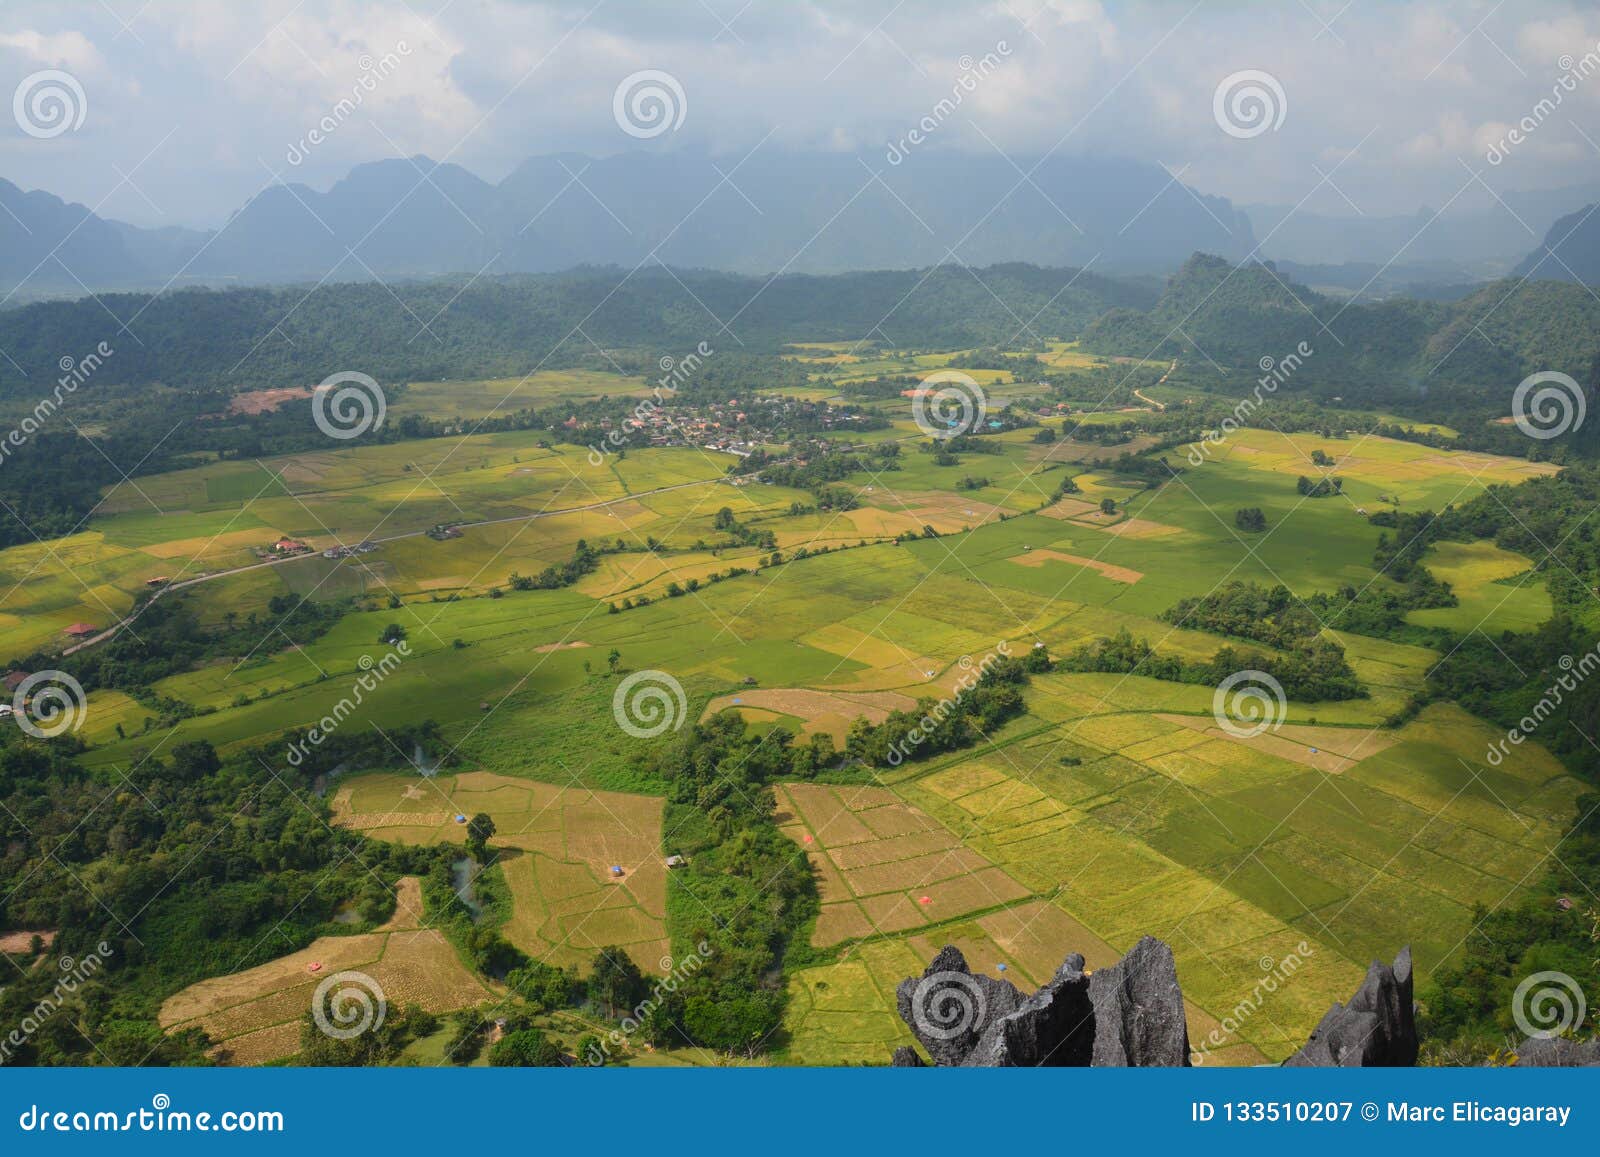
[4,0,1600,230]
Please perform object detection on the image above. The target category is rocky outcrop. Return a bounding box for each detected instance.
[1513,1037,1600,1067]
[894,938,1600,1069]
[1283,948,1417,1067]
[894,936,1189,1066]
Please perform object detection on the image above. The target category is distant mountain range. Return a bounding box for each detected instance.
[1512,201,1600,284]
[0,151,1254,295]
[7,152,1600,300]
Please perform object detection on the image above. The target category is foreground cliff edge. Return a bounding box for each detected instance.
[890,937,1598,1067]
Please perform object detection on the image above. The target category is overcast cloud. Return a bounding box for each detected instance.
[4,0,1600,229]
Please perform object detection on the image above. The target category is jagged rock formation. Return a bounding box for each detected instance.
[894,937,1596,1068]
[1283,948,1418,1067]
[894,936,1189,1067]
[1513,1037,1600,1067]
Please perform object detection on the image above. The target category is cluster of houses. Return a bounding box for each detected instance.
[261,537,380,561]
[322,541,379,560]
[2,669,28,715]
[574,395,869,459]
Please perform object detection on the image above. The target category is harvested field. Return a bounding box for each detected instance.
[227,387,312,415]
[704,687,917,743]
[1155,714,1398,773]
[1038,497,1101,520]
[1009,548,1143,583]
[334,770,668,971]
[778,782,1030,948]
[159,878,492,1065]
[1069,513,1182,539]
[0,930,55,954]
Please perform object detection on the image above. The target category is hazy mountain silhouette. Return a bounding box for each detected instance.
[1,151,1255,293]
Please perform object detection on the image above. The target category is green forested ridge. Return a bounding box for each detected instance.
[0,264,1152,393]
[1081,253,1600,442]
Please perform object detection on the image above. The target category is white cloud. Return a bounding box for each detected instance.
[3,0,1600,230]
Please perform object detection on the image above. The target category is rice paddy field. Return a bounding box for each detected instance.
[332,770,669,971]
[31,388,1586,1065]
[159,877,495,1065]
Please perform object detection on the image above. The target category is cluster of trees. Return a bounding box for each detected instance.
[843,650,1050,768]
[1162,582,1324,650]
[638,712,820,1053]
[0,722,446,1065]
[711,506,778,551]
[1059,627,1366,702]
[1296,474,1344,498]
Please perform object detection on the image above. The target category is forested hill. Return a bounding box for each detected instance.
[0,263,1155,394]
[1081,252,1600,407]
